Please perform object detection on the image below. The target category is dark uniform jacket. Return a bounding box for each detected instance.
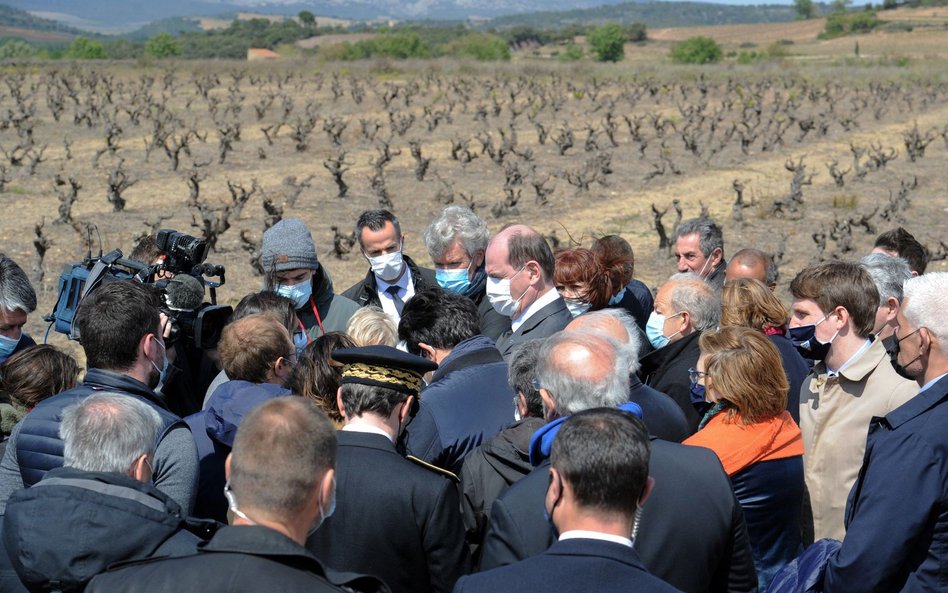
[629,375,690,443]
[480,438,758,593]
[456,538,684,593]
[342,255,438,309]
[495,295,572,359]
[639,331,703,433]
[1,467,209,593]
[86,525,388,593]
[401,335,514,475]
[307,431,470,593]
[822,373,948,593]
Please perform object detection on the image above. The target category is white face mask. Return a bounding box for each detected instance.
[486,267,528,318]
[564,298,592,318]
[368,250,404,283]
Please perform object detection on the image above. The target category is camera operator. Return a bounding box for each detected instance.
[129,235,225,417]
[0,281,199,516]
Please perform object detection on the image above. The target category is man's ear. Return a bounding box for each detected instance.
[336,387,347,421]
[638,477,656,508]
[224,452,233,482]
[710,248,723,268]
[417,343,437,363]
[678,311,692,334]
[526,260,542,285]
[516,393,529,418]
[131,454,151,482]
[883,297,900,323]
[399,395,416,425]
[833,306,851,332]
[472,250,485,269]
[539,388,557,422]
[545,467,562,511]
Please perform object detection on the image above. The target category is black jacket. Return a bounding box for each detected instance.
[639,331,703,433]
[307,431,470,593]
[479,438,758,593]
[1,467,211,593]
[297,264,360,340]
[459,416,545,564]
[86,525,388,593]
[342,255,438,309]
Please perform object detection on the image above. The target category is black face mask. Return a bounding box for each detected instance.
[889,330,921,381]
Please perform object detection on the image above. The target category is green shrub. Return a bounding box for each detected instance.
[821,10,882,37]
[559,42,584,62]
[67,37,106,60]
[670,36,723,64]
[443,33,510,61]
[587,22,626,62]
[0,39,36,60]
[145,32,181,59]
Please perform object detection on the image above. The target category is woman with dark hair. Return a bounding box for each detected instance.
[591,235,652,331]
[0,345,81,456]
[684,326,804,592]
[553,248,612,318]
[720,278,810,422]
[288,332,356,428]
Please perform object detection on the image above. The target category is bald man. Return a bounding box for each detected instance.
[485,224,571,358]
[725,248,777,291]
[567,310,689,442]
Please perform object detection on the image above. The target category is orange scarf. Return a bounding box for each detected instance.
[684,411,803,476]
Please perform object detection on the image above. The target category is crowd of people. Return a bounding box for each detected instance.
[0,206,944,593]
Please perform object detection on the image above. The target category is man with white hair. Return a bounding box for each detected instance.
[819,272,948,592]
[2,395,207,592]
[424,206,509,340]
[480,332,756,593]
[568,309,689,442]
[0,256,37,364]
[639,273,721,432]
[860,253,912,363]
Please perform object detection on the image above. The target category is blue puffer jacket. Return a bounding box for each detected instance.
[186,381,290,521]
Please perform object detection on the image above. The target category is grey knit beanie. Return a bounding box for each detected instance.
[261,218,319,273]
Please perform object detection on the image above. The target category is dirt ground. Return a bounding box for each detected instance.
[1,24,946,351]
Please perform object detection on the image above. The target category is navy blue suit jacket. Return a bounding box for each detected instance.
[456,538,682,592]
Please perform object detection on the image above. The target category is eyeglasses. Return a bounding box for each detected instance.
[688,368,710,384]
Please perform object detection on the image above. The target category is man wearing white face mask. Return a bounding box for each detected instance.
[262,218,360,342]
[485,224,572,359]
[638,273,721,433]
[86,397,386,593]
[787,261,916,544]
[343,209,439,324]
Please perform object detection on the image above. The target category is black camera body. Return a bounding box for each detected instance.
[46,230,232,351]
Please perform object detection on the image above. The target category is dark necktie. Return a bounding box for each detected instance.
[385,285,404,316]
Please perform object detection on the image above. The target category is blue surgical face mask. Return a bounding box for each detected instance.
[645,311,682,350]
[276,279,313,310]
[293,330,308,355]
[149,338,170,392]
[608,287,627,306]
[690,381,712,416]
[564,298,592,318]
[0,333,20,362]
[436,266,472,294]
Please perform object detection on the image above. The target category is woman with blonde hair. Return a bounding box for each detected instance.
[721,278,810,422]
[345,306,397,348]
[684,326,803,592]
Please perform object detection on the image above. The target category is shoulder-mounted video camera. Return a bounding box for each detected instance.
[45,229,233,350]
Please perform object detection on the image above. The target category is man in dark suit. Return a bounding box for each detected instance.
[479,331,757,593]
[397,290,514,475]
[343,209,438,325]
[455,408,682,593]
[307,346,470,593]
[485,224,571,359]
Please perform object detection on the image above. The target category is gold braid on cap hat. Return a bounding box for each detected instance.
[341,363,423,394]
